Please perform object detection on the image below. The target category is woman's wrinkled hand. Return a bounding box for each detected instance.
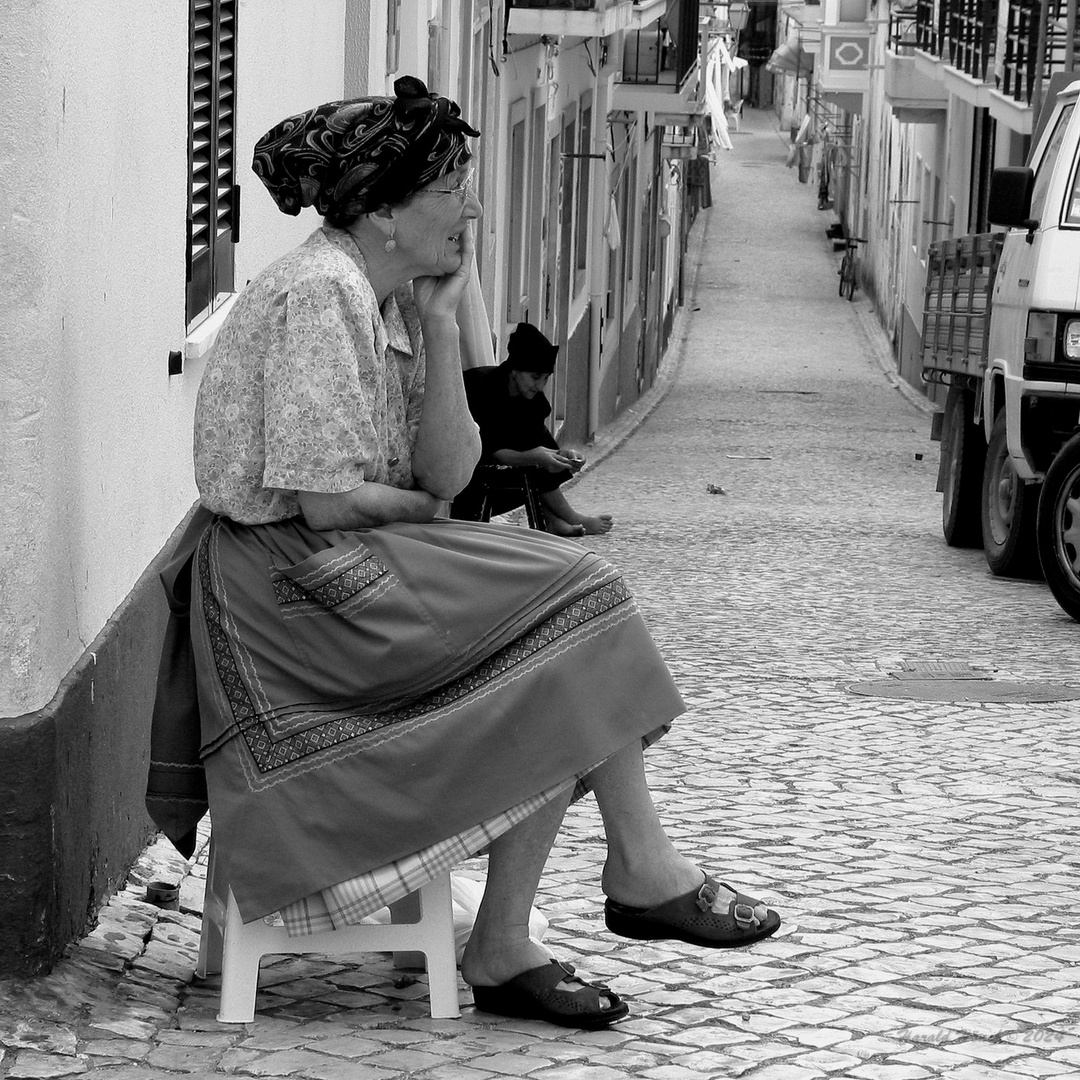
[413,222,474,322]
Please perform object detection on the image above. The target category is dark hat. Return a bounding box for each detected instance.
[504,322,558,373]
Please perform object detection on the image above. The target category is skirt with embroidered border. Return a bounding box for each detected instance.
[189,513,685,933]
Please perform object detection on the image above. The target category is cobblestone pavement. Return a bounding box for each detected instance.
[4,106,1080,1080]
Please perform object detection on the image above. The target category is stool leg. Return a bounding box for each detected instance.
[196,844,223,978]
[419,875,461,1018]
[390,891,424,971]
[522,476,547,532]
[217,892,261,1023]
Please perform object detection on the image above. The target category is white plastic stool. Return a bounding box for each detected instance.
[195,846,460,1023]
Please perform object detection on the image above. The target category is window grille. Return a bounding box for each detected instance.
[187,0,238,325]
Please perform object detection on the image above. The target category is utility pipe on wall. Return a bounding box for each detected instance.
[587,45,613,440]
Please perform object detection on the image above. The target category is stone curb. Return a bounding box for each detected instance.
[852,299,937,417]
[565,199,711,487]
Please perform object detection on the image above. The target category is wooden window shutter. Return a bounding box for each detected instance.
[187,0,238,324]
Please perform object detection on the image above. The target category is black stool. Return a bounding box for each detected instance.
[459,465,549,532]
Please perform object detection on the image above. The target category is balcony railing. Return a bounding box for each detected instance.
[913,0,995,81]
[915,0,1080,107]
[509,1,597,8]
[950,0,996,80]
[1000,0,1041,101]
[621,0,700,88]
[888,6,918,54]
[1000,0,1080,103]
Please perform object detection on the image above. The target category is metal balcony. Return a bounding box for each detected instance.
[883,5,947,121]
[612,0,706,116]
[506,0,637,36]
[911,0,1080,108]
[913,0,995,82]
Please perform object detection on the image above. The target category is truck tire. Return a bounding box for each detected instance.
[941,386,984,547]
[1037,432,1080,621]
[981,410,1040,577]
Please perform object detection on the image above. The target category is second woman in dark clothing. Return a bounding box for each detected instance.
[455,322,614,535]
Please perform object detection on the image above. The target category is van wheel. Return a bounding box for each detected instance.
[941,386,984,547]
[1037,432,1080,621]
[981,410,1040,577]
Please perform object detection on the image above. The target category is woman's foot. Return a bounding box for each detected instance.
[543,511,613,537]
[545,514,586,537]
[601,852,705,911]
[603,856,774,931]
[460,931,554,989]
[603,866,779,949]
[578,514,614,535]
[462,933,627,1026]
[471,959,629,1029]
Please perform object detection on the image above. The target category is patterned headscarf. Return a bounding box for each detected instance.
[252,76,479,221]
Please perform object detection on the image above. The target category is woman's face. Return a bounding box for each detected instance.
[394,165,482,276]
[509,369,550,400]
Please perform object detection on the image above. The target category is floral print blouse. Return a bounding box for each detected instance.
[194,227,425,524]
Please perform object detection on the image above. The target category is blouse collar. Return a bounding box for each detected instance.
[321,226,414,358]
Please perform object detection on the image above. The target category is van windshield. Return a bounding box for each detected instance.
[1031,103,1074,224]
[1047,104,1080,226]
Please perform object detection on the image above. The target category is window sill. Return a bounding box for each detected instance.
[185,294,239,361]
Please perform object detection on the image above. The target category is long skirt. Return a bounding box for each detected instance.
[185,514,685,930]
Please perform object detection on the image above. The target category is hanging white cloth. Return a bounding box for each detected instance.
[604,193,622,251]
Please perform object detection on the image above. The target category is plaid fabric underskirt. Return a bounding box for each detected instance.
[279,775,578,935]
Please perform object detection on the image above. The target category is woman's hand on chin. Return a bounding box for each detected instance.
[413,222,473,321]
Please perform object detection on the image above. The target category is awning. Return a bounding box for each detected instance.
[766,41,814,76]
[823,91,864,115]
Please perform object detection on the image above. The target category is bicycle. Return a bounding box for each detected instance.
[837,236,867,301]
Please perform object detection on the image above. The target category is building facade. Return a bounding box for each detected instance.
[762,0,1077,402]
[0,0,726,973]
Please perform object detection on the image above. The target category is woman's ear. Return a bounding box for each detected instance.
[368,204,396,240]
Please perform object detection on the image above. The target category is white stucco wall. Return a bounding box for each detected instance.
[0,0,350,717]
[233,0,348,282]
[0,0,189,717]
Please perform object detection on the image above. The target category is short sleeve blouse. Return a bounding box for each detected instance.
[194,227,426,524]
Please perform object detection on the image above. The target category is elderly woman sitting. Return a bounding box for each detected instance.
[148,77,779,1031]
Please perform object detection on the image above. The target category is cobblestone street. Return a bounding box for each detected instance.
[3,105,1080,1080]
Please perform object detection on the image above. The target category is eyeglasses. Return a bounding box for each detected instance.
[421,168,476,205]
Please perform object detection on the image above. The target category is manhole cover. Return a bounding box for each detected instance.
[848,679,1080,703]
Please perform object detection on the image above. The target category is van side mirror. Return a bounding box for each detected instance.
[987,166,1036,229]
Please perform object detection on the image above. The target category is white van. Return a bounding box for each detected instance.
[928,76,1080,620]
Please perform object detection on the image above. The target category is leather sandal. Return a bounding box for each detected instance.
[605,876,781,949]
[470,959,629,1029]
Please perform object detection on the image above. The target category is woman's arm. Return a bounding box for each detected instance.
[493,446,572,472]
[298,483,443,532]
[410,226,482,499]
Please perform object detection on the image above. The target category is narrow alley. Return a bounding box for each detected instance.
[3,105,1080,1080]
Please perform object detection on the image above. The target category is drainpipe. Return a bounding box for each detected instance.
[1068,0,1077,73]
[1031,0,1051,118]
[587,45,612,441]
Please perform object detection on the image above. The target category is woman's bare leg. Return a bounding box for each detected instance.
[459,786,574,988]
[589,741,770,919]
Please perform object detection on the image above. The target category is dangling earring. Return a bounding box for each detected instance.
[384,226,397,254]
